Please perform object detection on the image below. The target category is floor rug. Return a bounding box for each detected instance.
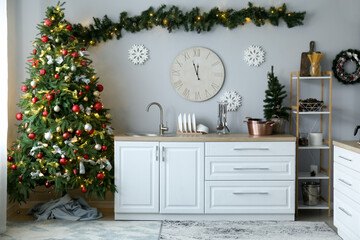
[0,220,161,240]
[160,221,341,240]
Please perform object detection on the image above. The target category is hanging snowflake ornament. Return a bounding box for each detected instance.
[128,44,149,65]
[220,91,242,111]
[244,45,265,67]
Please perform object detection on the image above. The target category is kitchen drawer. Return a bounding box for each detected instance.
[334,190,360,239]
[205,181,294,214]
[205,142,295,156]
[205,156,295,181]
[334,146,360,173]
[334,162,360,203]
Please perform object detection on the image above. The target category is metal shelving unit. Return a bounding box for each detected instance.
[290,71,332,217]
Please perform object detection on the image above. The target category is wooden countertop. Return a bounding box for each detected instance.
[333,140,360,154]
[114,133,296,142]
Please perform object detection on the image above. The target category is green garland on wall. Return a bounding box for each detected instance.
[68,2,306,47]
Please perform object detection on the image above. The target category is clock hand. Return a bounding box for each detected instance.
[192,62,200,80]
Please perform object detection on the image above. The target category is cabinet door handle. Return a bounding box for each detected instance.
[156,146,159,161]
[339,207,352,217]
[339,156,353,162]
[233,192,269,195]
[233,167,270,170]
[162,146,165,162]
[233,147,269,151]
[338,178,352,187]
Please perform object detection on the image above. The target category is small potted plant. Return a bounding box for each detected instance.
[263,66,290,134]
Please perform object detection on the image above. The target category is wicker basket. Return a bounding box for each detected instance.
[299,100,324,112]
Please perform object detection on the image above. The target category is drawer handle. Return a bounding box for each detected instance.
[156,146,159,161]
[338,178,352,187]
[233,147,269,151]
[233,192,269,195]
[339,156,353,162]
[339,207,352,217]
[233,167,270,171]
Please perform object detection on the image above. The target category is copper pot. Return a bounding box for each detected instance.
[244,119,275,136]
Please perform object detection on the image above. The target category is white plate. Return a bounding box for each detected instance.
[183,114,187,132]
[192,113,197,132]
[188,114,192,132]
[178,114,183,132]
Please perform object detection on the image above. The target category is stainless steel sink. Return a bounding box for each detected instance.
[125,132,177,137]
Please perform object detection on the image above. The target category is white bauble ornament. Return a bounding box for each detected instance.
[84,123,92,131]
[71,65,77,71]
[26,128,31,134]
[64,76,70,82]
[94,144,102,151]
[54,105,61,112]
[44,131,53,140]
[30,81,37,87]
[56,126,62,132]
[105,113,111,119]
[93,91,100,97]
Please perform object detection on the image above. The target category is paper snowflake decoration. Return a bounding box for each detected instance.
[220,91,242,111]
[128,44,149,65]
[244,45,265,67]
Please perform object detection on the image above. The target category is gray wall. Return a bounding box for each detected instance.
[8,0,360,141]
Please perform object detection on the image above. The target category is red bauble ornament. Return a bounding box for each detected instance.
[72,105,80,113]
[43,110,49,117]
[37,153,43,159]
[45,182,51,188]
[33,49,37,55]
[81,48,86,51]
[32,62,37,67]
[16,113,23,121]
[94,102,103,111]
[41,35,49,43]
[59,157,68,165]
[101,145,108,151]
[11,164,17,170]
[28,133,36,140]
[7,156,14,162]
[73,169,77,175]
[71,52,79,58]
[83,154,89,159]
[66,24,72,31]
[21,85,28,92]
[85,85,90,91]
[40,69,46,75]
[96,84,104,92]
[62,132,70,139]
[102,124,106,128]
[31,97,39,104]
[78,91,83,96]
[19,175,23,181]
[62,49,68,56]
[81,187,87,193]
[75,130,82,136]
[81,60,87,66]
[46,94,53,101]
[97,173,104,180]
[17,145,21,150]
[88,129,94,134]
[69,36,76,41]
[44,19,52,26]
[73,149,78,154]
[54,73,60,79]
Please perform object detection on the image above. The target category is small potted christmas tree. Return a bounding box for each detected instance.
[263,66,290,134]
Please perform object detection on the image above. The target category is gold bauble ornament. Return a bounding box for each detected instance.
[56,126,62,132]
[105,113,111,119]
[83,97,88,101]
[68,128,73,133]
[55,38,60,43]
[93,91,100,97]
[64,76,70,82]
[26,128,31,134]
[51,16,55,21]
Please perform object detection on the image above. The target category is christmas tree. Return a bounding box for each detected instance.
[7,3,115,203]
[263,66,290,120]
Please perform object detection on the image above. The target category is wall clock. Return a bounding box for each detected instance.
[170,47,225,102]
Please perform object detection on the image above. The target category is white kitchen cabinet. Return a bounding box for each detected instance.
[160,142,204,213]
[114,141,159,213]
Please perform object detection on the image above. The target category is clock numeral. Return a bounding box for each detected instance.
[173,80,183,90]
[214,72,224,78]
[211,83,220,92]
[175,59,183,67]
[171,69,181,76]
[182,88,190,99]
[205,89,211,98]
[212,61,221,67]
[182,52,190,61]
[193,48,200,57]
[195,91,201,101]
[206,51,211,59]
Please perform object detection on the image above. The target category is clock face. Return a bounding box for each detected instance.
[170,47,225,102]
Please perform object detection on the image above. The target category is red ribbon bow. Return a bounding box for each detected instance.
[42,89,60,105]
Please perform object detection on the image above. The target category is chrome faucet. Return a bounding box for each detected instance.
[146,102,168,136]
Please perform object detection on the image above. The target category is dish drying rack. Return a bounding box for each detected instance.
[177,113,203,135]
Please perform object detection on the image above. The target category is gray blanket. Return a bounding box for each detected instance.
[28,194,103,221]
